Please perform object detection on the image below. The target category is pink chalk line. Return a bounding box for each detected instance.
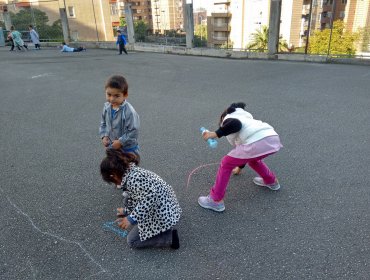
[186,162,219,188]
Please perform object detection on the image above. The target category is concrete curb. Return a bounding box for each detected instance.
[43,41,370,65]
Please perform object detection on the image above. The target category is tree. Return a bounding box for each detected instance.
[119,17,126,27]
[246,25,288,52]
[134,20,149,42]
[8,8,63,41]
[9,8,49,31]
[308,20,360,56]
[194,24,207,47]
[247,25,268,52]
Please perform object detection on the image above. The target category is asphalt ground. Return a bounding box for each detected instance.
[0,47,369,280]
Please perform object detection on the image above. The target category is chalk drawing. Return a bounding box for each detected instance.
[0,187,107,277]
[186,162,219,188]
[31,73,52,79]
[103,221,128,238]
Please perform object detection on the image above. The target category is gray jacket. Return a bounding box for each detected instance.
[99,101,140,150]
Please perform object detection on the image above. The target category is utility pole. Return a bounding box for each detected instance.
[185,0,194,48]
[59,0,71,42]
[327,0,337,56]
[304,0,313,54]
[267,0,282,56]
[154,0,160,33]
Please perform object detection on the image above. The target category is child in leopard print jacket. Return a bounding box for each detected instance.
[100,149,182,249]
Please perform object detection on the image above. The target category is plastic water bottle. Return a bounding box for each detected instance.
[200,127,218,149]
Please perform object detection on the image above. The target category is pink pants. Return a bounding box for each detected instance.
[210,153,276,201]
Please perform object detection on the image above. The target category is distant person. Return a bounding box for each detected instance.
[99,75,140,160]
[28,25,41,50]
[9,25,28,51]
[198,102,283,212]
[60,42,86,52]
[100,149,181,249]
[116,30,128,55]
[7,31,15,51]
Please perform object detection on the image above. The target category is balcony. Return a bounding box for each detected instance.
[302,4,310,14]
[213,23,231,32]
[211,12,232,18]
[212,36,228,42]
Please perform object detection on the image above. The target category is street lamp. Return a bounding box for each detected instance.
[161,10,166,33]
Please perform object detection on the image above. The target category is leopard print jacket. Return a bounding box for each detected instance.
[121,164,182,241]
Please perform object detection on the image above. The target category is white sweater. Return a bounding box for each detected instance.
[223,108,278,146]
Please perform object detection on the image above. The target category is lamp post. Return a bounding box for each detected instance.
[199,15,203,41]
[161,10,165,34]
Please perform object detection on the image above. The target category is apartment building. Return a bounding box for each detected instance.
[344,0,370,51]
[151,0,183,33]
[111,0,154,31]
[207,0,369,51]
[0,0,117,41]
[207,0,231,48]
[61,0,115,41]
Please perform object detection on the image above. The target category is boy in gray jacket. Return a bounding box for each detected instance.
[99,75,140,160]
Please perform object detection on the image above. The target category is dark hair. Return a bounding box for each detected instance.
[105,75,128,93]
[219,102,246,125]
[10,25,14,30]
[29,25,33,28]
[117,30,121,33]
[100,149,139,184]
[62,42,66,45]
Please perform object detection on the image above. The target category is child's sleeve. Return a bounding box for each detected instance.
[128,178,156,224]
[99,107,109,138]
[119,106,140,148]
[215,118,242,137]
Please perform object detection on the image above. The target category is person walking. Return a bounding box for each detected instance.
[9,26,28,51]
[28,25,41,50]
[116,30,128,55]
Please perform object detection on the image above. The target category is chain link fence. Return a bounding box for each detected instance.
[1,0,369,57]
[201,0,369,56]
[0,0,63,46]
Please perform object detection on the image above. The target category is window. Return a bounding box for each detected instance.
[340,11,345,18]
[68,6,75,18]
[110,3,118,15]
[342,0,347,4]
[322,0,333,5]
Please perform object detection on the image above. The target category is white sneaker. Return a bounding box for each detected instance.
[253,177,280,191]
[198,195,225,212]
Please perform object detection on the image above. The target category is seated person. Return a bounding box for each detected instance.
[60,42,86,52]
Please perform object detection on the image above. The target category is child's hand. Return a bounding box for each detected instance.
[102,136,110,147]
[115,217,130,230]
[116,207,125,217]
[202,131,217,141]
[111,140,122,149]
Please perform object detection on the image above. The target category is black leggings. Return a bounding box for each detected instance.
[119,43,128,54]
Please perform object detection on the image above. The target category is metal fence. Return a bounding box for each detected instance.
[1,0,369,57]
[0,0,63,45]
[278,0,370,56]
[202,0,370,57]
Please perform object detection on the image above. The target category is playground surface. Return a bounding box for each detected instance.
[0,47,369,279]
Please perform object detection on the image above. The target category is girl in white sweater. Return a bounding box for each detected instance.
[199,102,283,212]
